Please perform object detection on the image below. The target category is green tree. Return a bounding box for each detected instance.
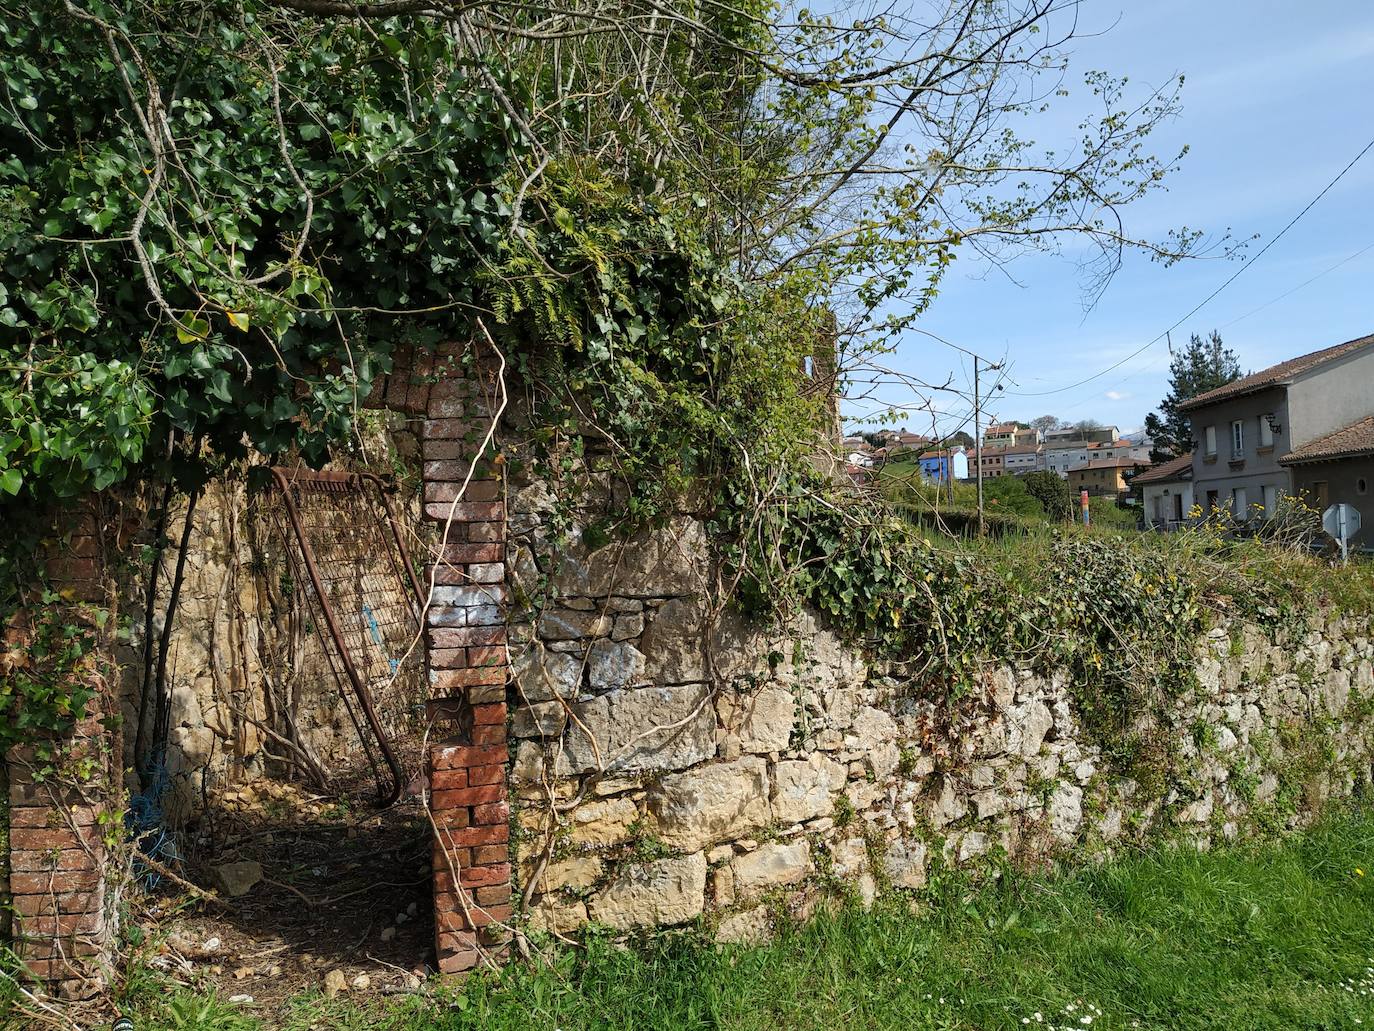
[1023,470,1073,521]
[1144,331,1242,463]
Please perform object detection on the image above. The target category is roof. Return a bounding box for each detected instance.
[1280,416,1374,465]
[1131,453,1194,484]
[1179,333,1374,412]
[1000,443,1042,456]
[1067,457,1147,473]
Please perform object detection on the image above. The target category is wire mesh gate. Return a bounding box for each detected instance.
[260,468,428,806]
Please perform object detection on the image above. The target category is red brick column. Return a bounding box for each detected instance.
[4,505,120,999]
[422,342,512,975]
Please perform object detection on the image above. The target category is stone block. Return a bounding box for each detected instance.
[717,687,795,754]
[731,840,809,892]
[771,753,845,824]
[589,853,707,929]
[647,757,771,852]
[559,685,716,775]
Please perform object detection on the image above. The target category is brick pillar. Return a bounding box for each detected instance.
[422,342,512,975]
[4,504,120,998]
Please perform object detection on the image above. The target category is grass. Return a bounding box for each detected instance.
[87,808,1374,1031]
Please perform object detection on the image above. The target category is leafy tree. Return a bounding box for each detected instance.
[982,475,1044,518]
[1023,471,1073,521]
[1144,331,1242,462]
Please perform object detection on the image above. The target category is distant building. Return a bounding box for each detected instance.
[1134,453,1195,530]
[976,448,1005,478]
[918,447,969,484]
[1000,443,1043,476]
[1044,425,1119,446]
[1067,457,1148,498]
[984,423,1039,448]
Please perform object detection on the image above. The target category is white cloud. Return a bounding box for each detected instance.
[1105,390,1129,401]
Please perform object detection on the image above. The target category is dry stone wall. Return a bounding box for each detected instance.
[505,473,1374,943]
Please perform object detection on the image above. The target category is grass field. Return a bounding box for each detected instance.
[88,808,1374,1031]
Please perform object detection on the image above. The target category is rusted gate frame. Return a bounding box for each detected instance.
[269,467,425,806]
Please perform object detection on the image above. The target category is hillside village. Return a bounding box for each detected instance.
[845,331,1374,550]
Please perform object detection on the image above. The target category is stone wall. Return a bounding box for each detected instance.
[112,415,427,823]
[503,475,1374,943]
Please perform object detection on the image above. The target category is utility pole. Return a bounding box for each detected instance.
[974,359,984,534]
[972,354,1006,535]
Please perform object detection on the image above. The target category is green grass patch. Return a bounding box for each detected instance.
[101,809,1374,1031]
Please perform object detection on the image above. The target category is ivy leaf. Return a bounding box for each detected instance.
[227,311,250,331]
[0,469,20,495]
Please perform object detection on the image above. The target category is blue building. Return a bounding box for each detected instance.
[918,447,969,484]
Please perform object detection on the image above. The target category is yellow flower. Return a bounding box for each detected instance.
[1356,868,1365,877]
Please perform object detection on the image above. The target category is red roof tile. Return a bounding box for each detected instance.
[1280,416,1374,464]
[1179,333,1374,412]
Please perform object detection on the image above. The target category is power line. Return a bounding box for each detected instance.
[1008,133,1374,400]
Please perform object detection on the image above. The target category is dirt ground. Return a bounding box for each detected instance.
[137,776,436,1011]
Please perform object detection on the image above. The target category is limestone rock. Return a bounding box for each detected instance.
[731,840,810,892]
[570,797,639,847]
[590,853,707,929]
[535,856,605,893]
[717,686,795,753]
[883,839,927,890]
[716,907,772,945]
[1048,783,1083,841]
[512,701,568,738]
[587,639,647,693]
[209,861,263,898]
[640,598,709,684]
[514,641,582,703]
[647,757,771,852]
[1007,699,1054,758]
[529,899,588,936]
[549,518,709,598]
[560,685,717,775]
[772,754,845,824]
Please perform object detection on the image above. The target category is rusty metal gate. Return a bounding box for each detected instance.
[260,468,427,806]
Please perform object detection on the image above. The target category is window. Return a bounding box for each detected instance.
[1313,481,1330,509]
[1231,420,1245,457]
[1258,415,1274,448]
[1204,426,1217,457]
[1358,478,1369,496]
[1232,487,1247,515]
[1206,490,1219,513]
[1262,484,1277,517]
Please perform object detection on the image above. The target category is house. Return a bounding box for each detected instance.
[1043,440,1096,478]
[1134,453,1194,530]
[976,448,1005,477]
[1001,442,1043,476]
[1044,425,1119,446]
[1180,333,1374,518]
[1067,456,1147,497]
[984,423,1038,448]
[918,447,969,484]
[1280,415,1374,550]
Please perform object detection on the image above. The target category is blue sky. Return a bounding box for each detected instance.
[855,0,1374,438]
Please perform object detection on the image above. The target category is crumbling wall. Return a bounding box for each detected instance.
[113,413,427,823]
[504,472,1374,943]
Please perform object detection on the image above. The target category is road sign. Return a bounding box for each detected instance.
[1323,503,1362,562]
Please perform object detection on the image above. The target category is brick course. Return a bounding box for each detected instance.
[422,341,511,977]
